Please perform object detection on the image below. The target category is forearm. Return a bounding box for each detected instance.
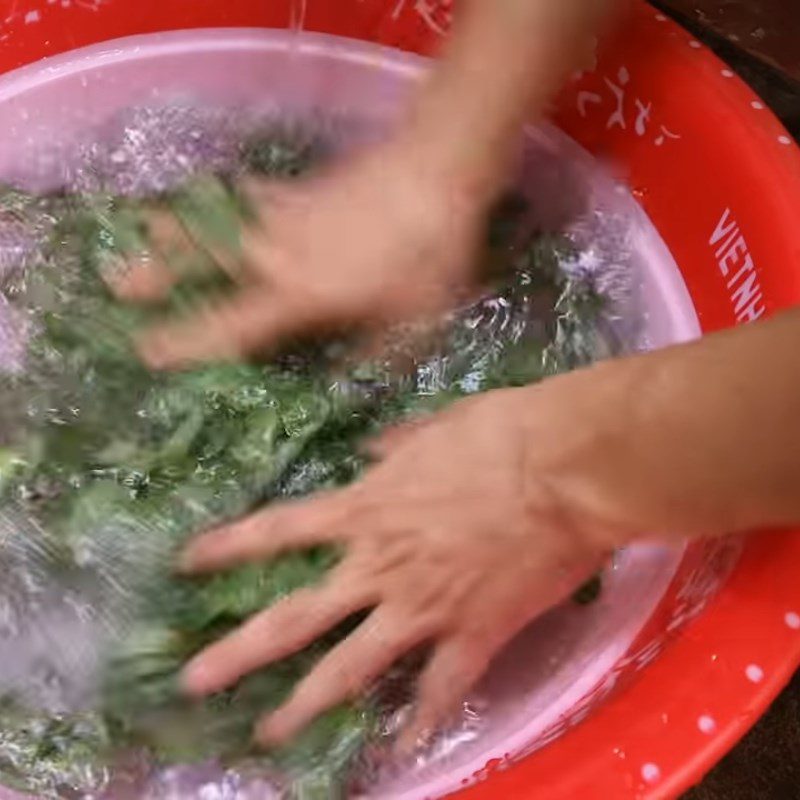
[523,309,800,545]
[630,310,800,534]
[398,0,621,200]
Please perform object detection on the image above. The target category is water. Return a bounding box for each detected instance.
[289,0,308,37]
[288,0,309,100]
[0,28,701,800]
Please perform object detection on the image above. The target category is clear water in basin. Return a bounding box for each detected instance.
[0,29,703,800]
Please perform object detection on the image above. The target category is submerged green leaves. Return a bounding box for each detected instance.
[0,134,612,798]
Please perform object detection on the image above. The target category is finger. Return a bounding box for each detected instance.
[257,609,428,746]
[182,576,373,696]
[136,290,308,369]
[147,207,195,256]
[106,207,230,303]
[239,176,296,213]
[179,489,355,574]
[398,638,490,753]
[164,207,245,281]
[200,239,244,281]
[238,228,293,287]
[105,255,177,302]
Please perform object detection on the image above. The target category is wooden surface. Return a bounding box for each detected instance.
[657,0,800,81]
[683,671,800,799]
[653,0,800,139]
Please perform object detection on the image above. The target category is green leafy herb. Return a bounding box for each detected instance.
[0,129,613,798]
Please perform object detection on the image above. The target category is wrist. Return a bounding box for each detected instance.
[516,345,775,549]
[391,100,516,210]
[511,364,648,553]
[373,124,505,236]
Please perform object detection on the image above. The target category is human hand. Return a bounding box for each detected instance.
[115,139,490,370]
[177,377,633,751]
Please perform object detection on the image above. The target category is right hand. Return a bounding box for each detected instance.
[177,346,747,750]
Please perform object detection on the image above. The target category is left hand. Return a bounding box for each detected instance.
[114,138,489,370]
[178,386,606,749]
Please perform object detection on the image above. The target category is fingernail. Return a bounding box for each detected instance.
[181,658,214,696]
[176,533,223,574]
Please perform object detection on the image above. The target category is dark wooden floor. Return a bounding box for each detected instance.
[652,0,800,139]
[652,2,799,798]
[683,670,800,799]
[662,0,799,81]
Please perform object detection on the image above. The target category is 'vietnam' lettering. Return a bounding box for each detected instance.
[708,209,765,324]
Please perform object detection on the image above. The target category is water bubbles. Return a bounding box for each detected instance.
[70,106,245,195]
[290,0,308,34]
[0,595,20,638]
[29,661,67,709]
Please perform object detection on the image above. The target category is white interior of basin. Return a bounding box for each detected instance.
[0,29,702,800]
